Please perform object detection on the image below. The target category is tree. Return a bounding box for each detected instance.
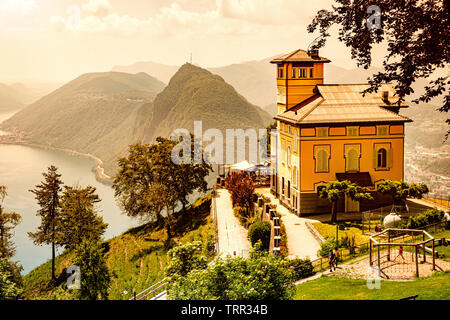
[73,240,110,300]
[319,180,373,222]
[0,186,21,259]
[377,180,429,211]
[28,165,64,280]
[0,258,22,300]
[59,186,107,250]
[308,0,449,135]
[167,246,295,300]
[225,172,255,216]
[248,221,271,250]
[113,137,212,242]
[166,241,207,278]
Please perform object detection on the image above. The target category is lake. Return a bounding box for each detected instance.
[0,112,139,274]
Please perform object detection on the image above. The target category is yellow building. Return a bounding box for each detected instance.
[270,49,412,216]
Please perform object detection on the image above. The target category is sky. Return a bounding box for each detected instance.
[0,0,387,83]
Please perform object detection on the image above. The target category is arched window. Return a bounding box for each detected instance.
[317,149,328,172]
[347,149,359,172]
[377,148,387,168]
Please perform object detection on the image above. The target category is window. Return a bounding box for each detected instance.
[310,68,313,78]
[291,68,296,78]
[287,146,291,167]
[287,180,291,198]
[282,177,285,195]
[346,149,359,172]
[278,68,284,78]
[316,149,329,172]
[377,126,388,136]
[299,68,307,78]
[281,140,285,164]
[317,127,328,137]
[377,148,387,168]
[347,127,358,136]
[293,166,297,186]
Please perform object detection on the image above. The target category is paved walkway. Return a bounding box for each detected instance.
[215,189,251,258]
[259,188,322,260]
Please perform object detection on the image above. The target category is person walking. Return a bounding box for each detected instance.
[328,249,335,272]
[444,211,450,230]
[333,248,340,270]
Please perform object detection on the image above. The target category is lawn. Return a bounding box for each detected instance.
[294,271,450,300]
[312,221,370,245]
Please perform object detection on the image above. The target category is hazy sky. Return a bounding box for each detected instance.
[0,0,387,83]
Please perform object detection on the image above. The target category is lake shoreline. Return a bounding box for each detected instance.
[0,140,114,186]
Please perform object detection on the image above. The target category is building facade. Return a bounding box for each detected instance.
[270,49,412,216]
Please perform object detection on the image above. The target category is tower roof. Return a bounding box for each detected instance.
[270,49,331,64]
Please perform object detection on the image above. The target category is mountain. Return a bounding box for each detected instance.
[1,72,166,171]
[0,83,25,113]
[1,66,271,176]
[112,57,277,108]
[112,61,179,84]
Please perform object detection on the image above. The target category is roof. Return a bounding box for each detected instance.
[270,49,331,64]
[336,172,373,187]
[275,83,412,125]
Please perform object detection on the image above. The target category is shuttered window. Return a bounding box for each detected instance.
[347,149,359,172]
[317,149,329,172]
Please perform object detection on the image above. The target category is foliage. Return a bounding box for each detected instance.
[59,185,108,250]
[319,180,373,222]
[113,137,212,241]
[318,237,339,258]
[248,221,271,250]
[289,258,315,281]
[406,209,445,229]
[167,249,295,300]
[0,258,23,300]
[28,165,64,280]
[226,172,255,216]
[166,241,208,278]
[312,222,370,246]
[73,240,111,300]
[22,195,214,300]
[377,180,429,206]
[0,186,22,259]
[308,0,450,135]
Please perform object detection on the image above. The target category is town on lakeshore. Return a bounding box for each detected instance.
[0,0,448,308]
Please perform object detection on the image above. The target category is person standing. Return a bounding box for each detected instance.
[444,211,450,230]
[333,248,340,270]
[328,249,335,272]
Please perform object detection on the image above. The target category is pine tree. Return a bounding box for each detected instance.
[73,240,110,300]
[59,185,108,250]
[28,166,63,280]
[0,186,21,259]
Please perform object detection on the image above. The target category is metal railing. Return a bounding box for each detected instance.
[129,279,167,300]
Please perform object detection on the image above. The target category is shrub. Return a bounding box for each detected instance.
[406,209,444,229]
[248,221,271,250]
[289,258,315,281]
[318,237,339,258]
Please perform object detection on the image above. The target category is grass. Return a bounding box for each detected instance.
[312,221,370,245]
[294,271,450,300]
[22,194,215,300]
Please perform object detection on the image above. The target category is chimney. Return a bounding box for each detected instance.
[382,91,389,103]
[309,49,319,58]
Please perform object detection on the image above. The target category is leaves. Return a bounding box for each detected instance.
[0,186,22,259]
[308,0,450,135]
[113,137,212,240]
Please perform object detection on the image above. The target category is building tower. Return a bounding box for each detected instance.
[270,49,331,114]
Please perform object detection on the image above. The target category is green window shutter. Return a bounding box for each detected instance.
[387,148,393,168]
[373,148,378,168]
